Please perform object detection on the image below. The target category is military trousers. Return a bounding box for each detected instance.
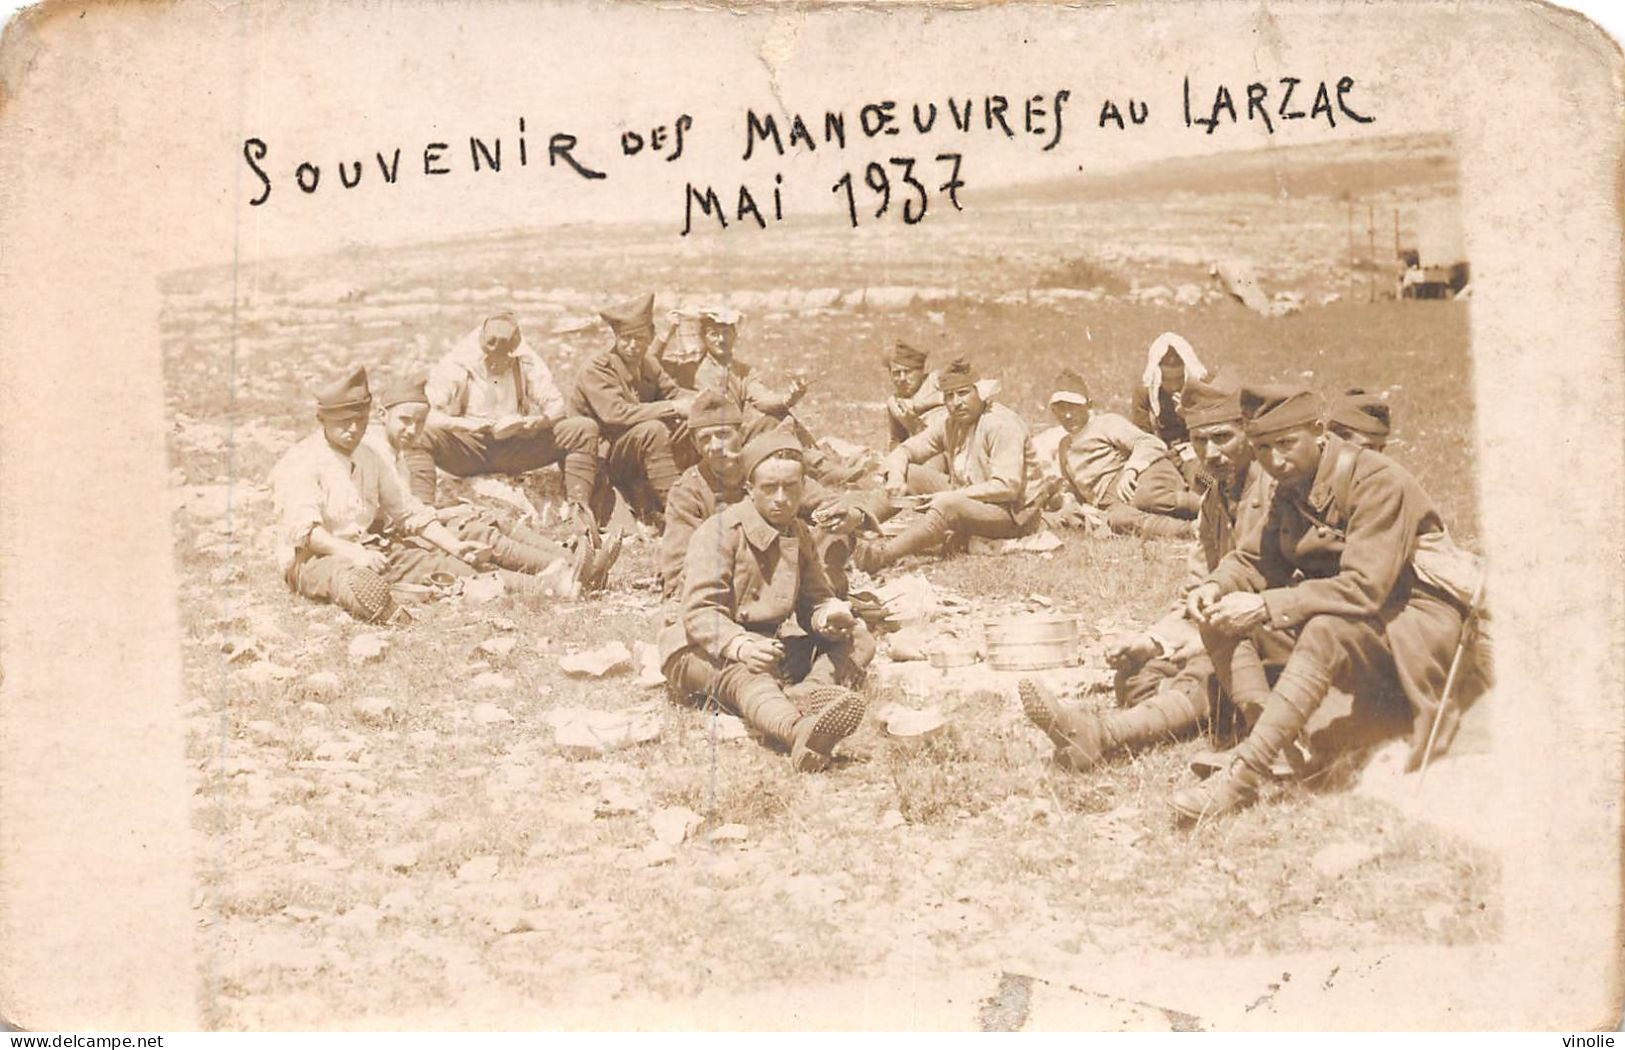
[423,416,601,507]
[664,631,872,748]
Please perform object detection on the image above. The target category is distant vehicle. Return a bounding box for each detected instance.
[1398,199,1470,299]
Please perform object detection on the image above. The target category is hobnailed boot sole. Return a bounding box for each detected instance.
[791,690,866,773]
[1018,678,1107,773]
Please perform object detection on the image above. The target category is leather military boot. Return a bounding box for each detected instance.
[1168,759,1264,825]
[788,685,867,773]
[1018,679,1107,772]
[584,529,624,592]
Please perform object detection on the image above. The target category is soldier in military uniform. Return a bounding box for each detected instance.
[1325,388,1393,451]
[422,312,602,532]
[883,339,945,450]
[853,358,1050,572]
[1047,368,1200,540]
[1168,384,1472,822]
[659,390,886,605]
[659,432,870,773]
[367,375,618,594]
[569,293,692,527]
[1020,378,1275,770]
[270,367,547,623]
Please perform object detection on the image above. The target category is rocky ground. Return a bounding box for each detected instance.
[165,134,1495,1029]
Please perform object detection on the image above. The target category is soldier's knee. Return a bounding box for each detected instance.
[553,415,599,450]
[623,419,669,451]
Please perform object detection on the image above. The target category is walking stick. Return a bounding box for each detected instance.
[1417,571,1489,787]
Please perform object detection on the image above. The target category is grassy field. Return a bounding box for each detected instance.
[164,139,1494,1029]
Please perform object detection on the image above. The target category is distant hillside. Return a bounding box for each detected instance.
[987,132,1457,205]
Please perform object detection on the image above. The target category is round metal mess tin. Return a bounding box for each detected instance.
[983,614,1080,671]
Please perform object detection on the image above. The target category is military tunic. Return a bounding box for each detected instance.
[660,500,870,746]
[569,347,688,517]
[1202,435,1469,764]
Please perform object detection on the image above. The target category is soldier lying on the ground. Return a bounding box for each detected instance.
[568,292,693,529]
[1167,384,1483,823]
[368,374,619,595]
[422,311,601,534]
[852,357,1052,572]
[1021,377,1275,770]
[1325,387,1393,451]
[659,433,870,773]
[1046,368,1200,540]
[659,390,888,606]
[269,367,580,625]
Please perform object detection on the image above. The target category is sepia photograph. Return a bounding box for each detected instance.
[0,0,1620,1033]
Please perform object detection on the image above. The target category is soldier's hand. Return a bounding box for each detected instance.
[1209,592,1268,634]
[348,545,389,575]
[1115,467,1142,503]
[736,636,783,674]
[1186,582,1222,624]
[452,539,493,569]
[1104,632,1158,670]
[816,602,856,638]
[490,414,528,440]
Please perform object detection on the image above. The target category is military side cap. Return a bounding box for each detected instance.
[937,355,979,394]
[1240,383,1322,438]
[378,374,429,409]
[886,340,928,369]
[1048,368,1092,407]
[739,431,804,481]
[600,293,656,336]
[1326,388,1392,438]
[1183,376,1243,429]
[688,387,745,430]
[315,365,372,412]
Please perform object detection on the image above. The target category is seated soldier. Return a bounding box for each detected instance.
[1325,388,1393,451]
[1020,378,1275,770]
[853,357,1049,572]
[1170,384,1475,822]
[1131,331,1211,449]
[657,306,806,438]
[271,368,553,624]
[1048,368,1200,540]
[883,339,945,451]
[368,375,619,594]
[659,433,870,773]
[423,311,601,531]
[659,390,886,605]
[568,293,692,528]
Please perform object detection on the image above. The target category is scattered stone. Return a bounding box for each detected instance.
[282,906,321,923]
[874,703,944,739]
[649,806,703,847]
[628,842,675,868]
[559,641,633,678]
[244,719,284,744]
[239,661,296,686]
[302,671,342,699]
[461,573,506,604]
[456,855,500,882]
[379,887,415,913]
[312,738,366,763]
[880,809,906,830]
[471,702,514,725]
[1311,841,1380,880]
[594,783,644,817]
[477,636,518,660]
[548,707,661,755]
[708,714,749,742]
[352,696,396,725]
[488,617,518,632]
[633,641,665,688]
[334,905,382,936]
[348,633,389,665]
[470,672,514,692]
[299,701,330,719]
[707,823,749,844]
[336,772,378,794]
